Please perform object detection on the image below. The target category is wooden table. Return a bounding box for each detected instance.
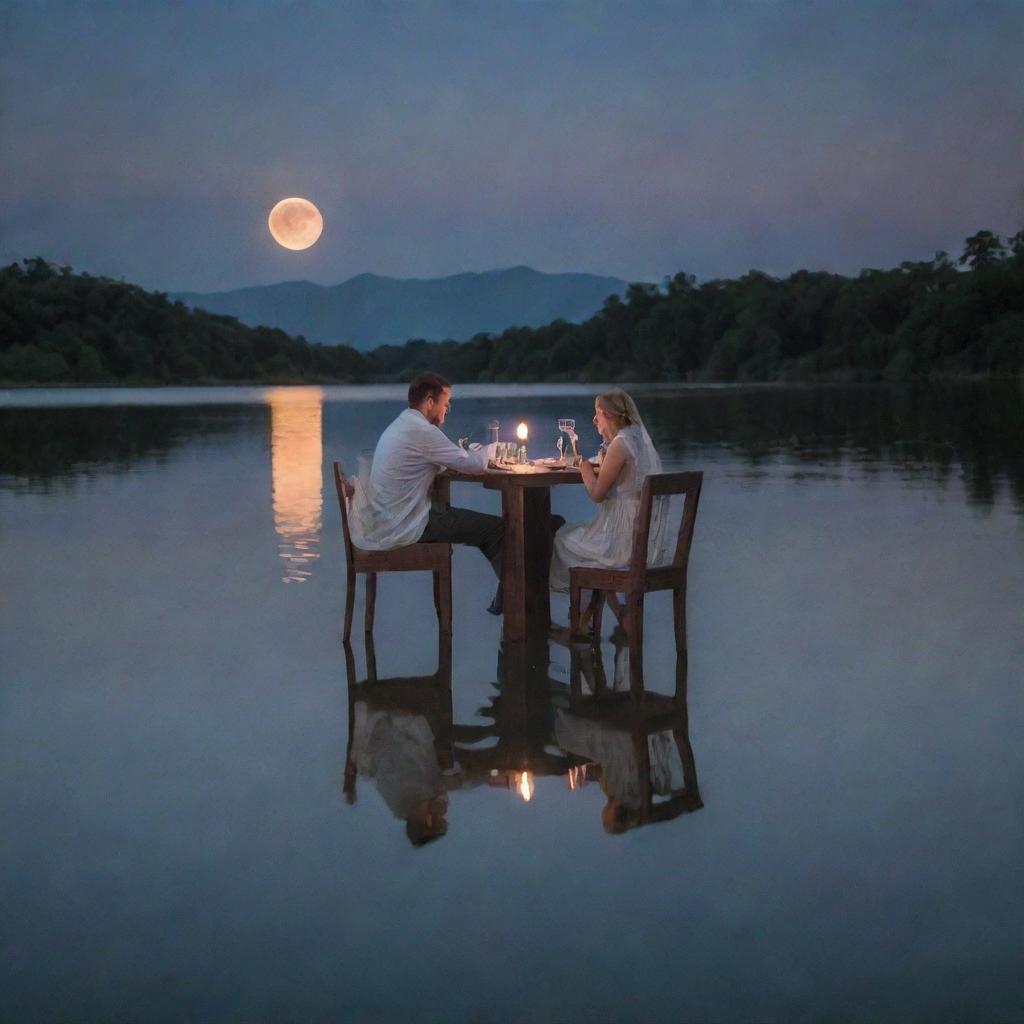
[442,464,582,641]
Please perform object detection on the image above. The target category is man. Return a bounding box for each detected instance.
[352,371,504,613]
[348,696,453,847]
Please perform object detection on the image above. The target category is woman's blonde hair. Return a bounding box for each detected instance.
[595,388,642,433]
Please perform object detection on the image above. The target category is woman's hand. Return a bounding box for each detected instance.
[580,436,626,502]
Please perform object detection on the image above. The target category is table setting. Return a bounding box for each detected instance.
[486,418,587,473]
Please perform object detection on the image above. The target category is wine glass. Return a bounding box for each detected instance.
[557,418,577,464]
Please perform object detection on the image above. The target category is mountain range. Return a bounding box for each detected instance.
[171,266,627,351]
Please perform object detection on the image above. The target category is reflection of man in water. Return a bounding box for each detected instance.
[349,701,452,846]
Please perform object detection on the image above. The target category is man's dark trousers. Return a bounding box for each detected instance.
[418,506,504,578]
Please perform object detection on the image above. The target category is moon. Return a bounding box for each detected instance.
[268,197,323,251]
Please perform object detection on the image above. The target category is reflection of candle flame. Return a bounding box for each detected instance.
[516,771,534,802]
[516,422,528,442]
[567,765,592,791]
[268,387,324,584]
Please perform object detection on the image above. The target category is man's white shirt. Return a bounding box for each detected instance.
[349,408,494,549]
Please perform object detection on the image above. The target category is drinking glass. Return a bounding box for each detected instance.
[558,418,576,465]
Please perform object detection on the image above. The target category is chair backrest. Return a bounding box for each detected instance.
[627,471,703,578]
[332,460,355,565]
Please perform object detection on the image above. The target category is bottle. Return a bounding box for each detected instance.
[488,420,500,445]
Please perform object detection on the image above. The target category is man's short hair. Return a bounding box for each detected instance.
[407,371,451,408]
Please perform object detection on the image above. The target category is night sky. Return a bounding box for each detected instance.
[3,1,1022,293]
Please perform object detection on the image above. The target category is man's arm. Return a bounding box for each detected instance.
[418,425,494,472]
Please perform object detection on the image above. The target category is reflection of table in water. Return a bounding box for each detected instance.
[443,463,582,641]
[343,633,701,832]
[452,638,581,793]
[454,637,702,830]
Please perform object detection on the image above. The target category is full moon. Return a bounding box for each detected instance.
[267,197,323,251]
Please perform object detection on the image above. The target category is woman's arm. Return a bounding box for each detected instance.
[579,435,627,503]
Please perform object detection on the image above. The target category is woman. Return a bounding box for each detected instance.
[549,388,670,593]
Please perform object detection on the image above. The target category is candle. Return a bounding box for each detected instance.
[516,421,528,463]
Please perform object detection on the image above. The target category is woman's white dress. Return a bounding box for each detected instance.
[554,709,686,809]
[549,424,670,593]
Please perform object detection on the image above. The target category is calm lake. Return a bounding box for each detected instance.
[2,382,1023,1023]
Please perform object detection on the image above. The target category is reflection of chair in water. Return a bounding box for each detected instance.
[569,471,702,696]
[558,635,702,833]
[342,636,454,846]
[333,460,452,642]
[342,631,700,838]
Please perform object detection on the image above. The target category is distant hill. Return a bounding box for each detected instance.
[171,266,627,350]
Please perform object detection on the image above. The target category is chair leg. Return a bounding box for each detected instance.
[437,564,453,637]
[569,583,582,637]
[568,647,585,700]
[590,590,605,645]
[433,571,441,616]
[364,573,377,635]
[673,584,687,658]
[673,648,689,703]
[577,593,594,633]
[626,595,645,699]
[343,566,356,642]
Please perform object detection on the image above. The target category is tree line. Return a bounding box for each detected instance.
[2,230,1022,386]
[0,259,366,385]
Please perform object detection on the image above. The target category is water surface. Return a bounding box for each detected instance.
[2,383,1022,1022]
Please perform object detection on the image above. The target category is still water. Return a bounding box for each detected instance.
[2,382,1023,1023]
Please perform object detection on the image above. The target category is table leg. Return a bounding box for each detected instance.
[501,486,526,641]
[501,484,555,642]
[523,487,553,636]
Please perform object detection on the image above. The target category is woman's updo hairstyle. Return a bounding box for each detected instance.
[596,388,641,432]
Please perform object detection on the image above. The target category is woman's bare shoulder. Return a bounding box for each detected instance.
[609,430,637,455]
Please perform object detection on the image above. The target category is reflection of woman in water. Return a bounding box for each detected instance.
[550,388,670,594]
[555,640,687,833]
[555,709,686,833]
[349,703,450,846]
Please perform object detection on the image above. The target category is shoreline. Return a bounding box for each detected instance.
[1,371,1020,391]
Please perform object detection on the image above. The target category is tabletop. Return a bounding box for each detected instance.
[445,461,585,488]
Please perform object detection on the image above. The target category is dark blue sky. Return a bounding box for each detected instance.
[3,1,1022,292]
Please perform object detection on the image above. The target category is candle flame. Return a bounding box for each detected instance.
[516,771,534,802]
[516,422,528,441]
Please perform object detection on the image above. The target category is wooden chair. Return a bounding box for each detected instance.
[569,471,702,697]
[333,461,452,642]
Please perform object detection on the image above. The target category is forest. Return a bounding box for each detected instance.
[2,230,1022,385]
